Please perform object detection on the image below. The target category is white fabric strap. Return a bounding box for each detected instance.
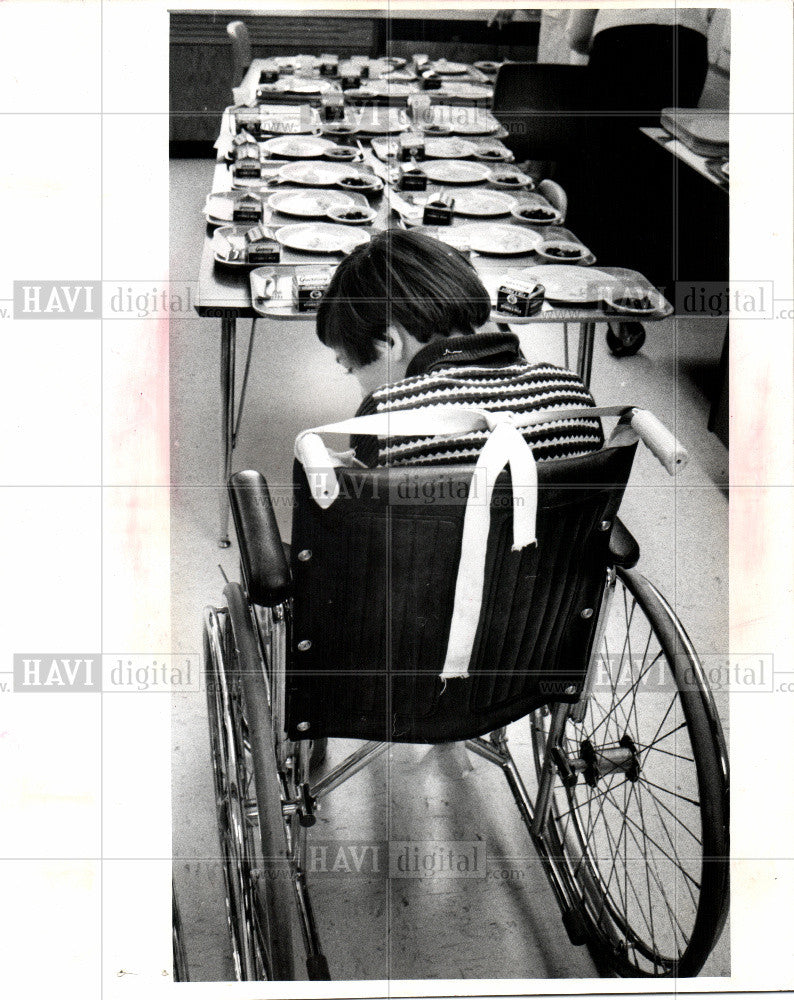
[293,404,638,682]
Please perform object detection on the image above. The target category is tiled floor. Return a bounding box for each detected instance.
[170,157,729,983]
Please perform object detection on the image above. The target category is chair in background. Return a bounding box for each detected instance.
[492,63,591,164]
[536,178,567,223]
[227,20,252,91]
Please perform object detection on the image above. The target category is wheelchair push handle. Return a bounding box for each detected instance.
[629,408,689,475]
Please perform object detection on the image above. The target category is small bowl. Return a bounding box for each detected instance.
[603,288,666,316]
[337,174,383,192]
[537,239,587,263]
[322,122,358,136]
[491,170,533,189]
[422,122,452,136]
[475,147,511,162]
[511,204,561,225]
[323,145,359,161]
[326,205,377,225]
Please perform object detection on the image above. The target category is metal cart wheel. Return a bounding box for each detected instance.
[530,567,729,977]
[607,321,646,357]
[204,595,298,981]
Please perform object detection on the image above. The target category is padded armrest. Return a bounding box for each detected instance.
[229,470,292,606]
[608,518,640,569]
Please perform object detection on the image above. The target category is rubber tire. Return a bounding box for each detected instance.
[532,567,729,977]
[606,321,646,357]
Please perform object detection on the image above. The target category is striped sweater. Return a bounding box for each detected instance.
[352,331,603,467]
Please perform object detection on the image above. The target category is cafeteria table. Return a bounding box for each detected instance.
[193,55,673,546]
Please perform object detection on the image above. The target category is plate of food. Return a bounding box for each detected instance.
[511,200,562,225]
[535,238,588,263]
[440,83,493,100]
[518,265,618,303]
[429,189,515,217]
[322,145,360,161]
[474,60,502,74]
[260,135,335,159]
[451,224,542,255]
[336,173,384,192]
[421,160,492,184]
[490,169,534,189]
[424,137,477,159]
[271,76,334,95]
[431,59,469,75]
[326,204,378,225]
[274,222,371,254]
[602,286,667,315]
[473,144,513,163]
[355,81,415,98]
[320,120,359,137]
[276,161,352,186]
[421,122,453,137]
[429,107,500,135]
[267,189,356,218]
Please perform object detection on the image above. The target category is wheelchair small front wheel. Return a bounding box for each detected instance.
[531,567,729,977]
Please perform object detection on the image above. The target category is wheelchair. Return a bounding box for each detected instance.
[202,404,729,981]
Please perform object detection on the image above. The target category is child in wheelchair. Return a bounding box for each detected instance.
[202,228,728,983]
[315,228,604,468]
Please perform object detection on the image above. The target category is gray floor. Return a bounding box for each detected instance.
[170,158,729,983]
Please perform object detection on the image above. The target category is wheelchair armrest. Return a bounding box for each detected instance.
[229,470,292,606]
[609,518,640,569]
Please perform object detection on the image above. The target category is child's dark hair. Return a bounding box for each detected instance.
[316,229,492,368]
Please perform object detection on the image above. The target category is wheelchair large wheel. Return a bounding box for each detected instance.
[204,597,297,980]
[531,567,729,977]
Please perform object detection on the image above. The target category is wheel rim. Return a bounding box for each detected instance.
[532,572,722,975]
[204,610,270,980]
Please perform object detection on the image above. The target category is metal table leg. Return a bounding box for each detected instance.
[576,320,596,389]
[219,316,237,548]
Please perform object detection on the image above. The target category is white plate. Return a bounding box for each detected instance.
[431,60,468,75]
[276,161,351,186]
[424,137,477,159]
[275,223,370,254]
[441,84,493,100]
[519,265,618,303]
[336,173,384,193]
[474,60,502,73]
[268,190,355,218]
[356,82,415,98]
[452,224,542,255]
[451,190,515,217]
[260,136,334,158]
[429,107,500,135]
[422,160,492,184]
[271,76,333,95]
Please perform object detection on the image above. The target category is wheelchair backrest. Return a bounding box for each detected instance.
[286,442,636,744]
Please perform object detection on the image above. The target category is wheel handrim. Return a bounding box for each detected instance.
[532,573,717,975]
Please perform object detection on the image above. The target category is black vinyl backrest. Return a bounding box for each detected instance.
[286,443,636,744]
[492,63,591,160]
